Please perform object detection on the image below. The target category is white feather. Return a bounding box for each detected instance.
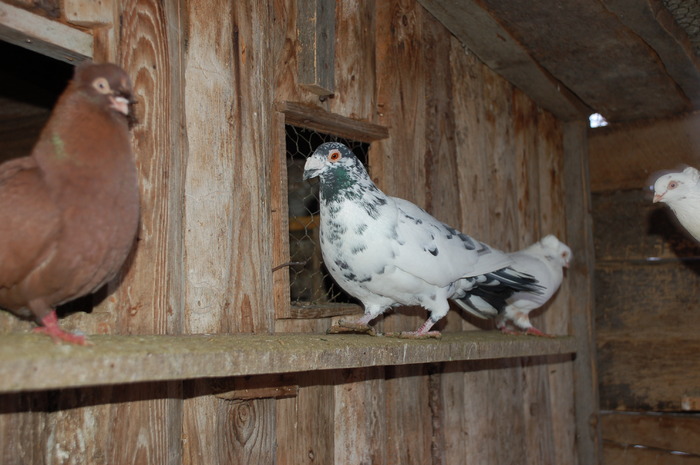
[653,166,700,242]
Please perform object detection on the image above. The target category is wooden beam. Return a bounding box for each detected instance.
[297,0,335,96]
[276,101,389,142]
[602,412,700,456]
[563,121,602,464]
[0,3,92,63]
[601,0,700,108]
[417,0,590,121]
[0,332,576,393]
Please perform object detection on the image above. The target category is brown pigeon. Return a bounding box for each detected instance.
[0,63,140,345]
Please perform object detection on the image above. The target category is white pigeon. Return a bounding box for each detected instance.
[652,166,700,242]
[303,142,542,338]
[454,235,571,337]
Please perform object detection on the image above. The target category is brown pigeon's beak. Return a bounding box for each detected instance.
[109,95,131,116]
[653,192,663,203]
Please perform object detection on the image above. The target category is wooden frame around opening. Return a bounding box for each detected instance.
[272,102,389,320]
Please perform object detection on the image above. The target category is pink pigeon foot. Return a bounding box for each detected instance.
[384,318,442,339]
[523,327,554,338]
[33,311,91,345]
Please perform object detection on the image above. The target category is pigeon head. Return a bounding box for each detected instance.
[541,234,572,268]
[652,167,700,205]
[72,63,136,121]
[303,142,367,180]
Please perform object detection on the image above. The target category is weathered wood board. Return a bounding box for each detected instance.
[593,189,700,411]
[602,412,700,464]
[0,0,590,463]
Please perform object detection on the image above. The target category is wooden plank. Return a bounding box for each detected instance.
[588,112,700,192]
[0,391,48,464]
[332,0,377,120]
[595,263,700,336]
[297,0,335,95]
[417,0,589,121]
[0,3,92,63]
[384,365,432,465]
[474,0,690,122]
[276,371,335,465]
[63,0,114,26]
[601,412,700,456]
[601,0,700,106]
[333,368,386,465]
[276,101,389,142]
[180,0,276,462]
[598,333,700,411]
[0,332,576,393]
[563,121,602,464]
[180,0,238,334]
[603,441,700,465]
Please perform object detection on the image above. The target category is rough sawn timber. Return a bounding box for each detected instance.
[0,332,575,393]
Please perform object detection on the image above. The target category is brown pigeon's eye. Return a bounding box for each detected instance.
[92,77,112,94]
[668,181,679,190]
[328,150,342,162]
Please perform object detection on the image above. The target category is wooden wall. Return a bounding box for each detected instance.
[0,1,596,464]
[589,113,700,464]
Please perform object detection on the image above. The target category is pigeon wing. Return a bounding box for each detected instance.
[390,197,513,287]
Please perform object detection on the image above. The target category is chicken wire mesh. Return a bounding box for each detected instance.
[286,125,369,308]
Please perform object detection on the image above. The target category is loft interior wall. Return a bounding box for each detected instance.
[0,1,594,464]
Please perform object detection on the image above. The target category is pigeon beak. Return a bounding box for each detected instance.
[303,156,325,180]
[109,95,131,116]
[652,192,663,203]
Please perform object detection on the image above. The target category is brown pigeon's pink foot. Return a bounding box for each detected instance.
[328,319,377,336]
[33,311,92,345]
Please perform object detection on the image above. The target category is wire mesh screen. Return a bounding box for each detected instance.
[286,124,369,309]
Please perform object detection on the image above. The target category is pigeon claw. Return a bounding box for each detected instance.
[327,320,377,336]
[34,311,93,346]
[523,327,554,338]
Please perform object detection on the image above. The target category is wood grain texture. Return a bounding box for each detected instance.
[602,412,700,456]
[603,441,700,465]
[563,121,601,464]
[0,3,92,63]
[0,0,588,463]
[417,0,589,121]
[297,0,335,95]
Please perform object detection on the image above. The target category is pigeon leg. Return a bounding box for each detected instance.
[33,310,91,345]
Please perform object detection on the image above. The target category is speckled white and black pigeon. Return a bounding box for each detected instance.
[454,235,571,337]
[652,166,700,242]
[303,142,542,338]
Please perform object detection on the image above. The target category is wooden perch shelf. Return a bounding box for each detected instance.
[0,331,576,393]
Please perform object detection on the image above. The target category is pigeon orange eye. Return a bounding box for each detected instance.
[668,181,678,190]
[328,151,342,162]
[92,77,112,94]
